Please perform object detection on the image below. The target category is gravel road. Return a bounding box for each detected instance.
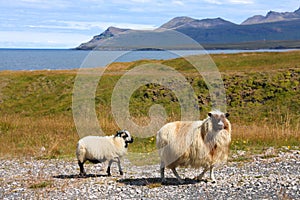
[1,149,299,199]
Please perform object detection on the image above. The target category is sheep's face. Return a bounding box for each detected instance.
[116,130,134,147]
[208,111,230,131]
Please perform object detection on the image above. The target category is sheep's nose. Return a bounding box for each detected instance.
[218,121,224,126]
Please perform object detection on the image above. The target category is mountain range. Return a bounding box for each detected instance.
[76,7,300,50]
[242,7,300,25]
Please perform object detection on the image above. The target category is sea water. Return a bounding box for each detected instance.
[0,48,295,71]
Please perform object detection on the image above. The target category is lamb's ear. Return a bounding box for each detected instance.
[225,113,230,118]
[208,112,212,117]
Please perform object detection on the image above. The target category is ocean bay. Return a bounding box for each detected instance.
[0,48,295,71]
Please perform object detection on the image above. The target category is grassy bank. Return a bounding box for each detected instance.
[0,51,299,159]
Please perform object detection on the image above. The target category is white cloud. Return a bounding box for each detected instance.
[203,0,222,5]
[0,31,91,48]
[0,20,157,48]
[172,0,185,6]
[110,23,156,30]
[129,0,151,3]
[5,0,71,9]
[228,0,254,4]
[26,20,156,31]
[204,0,254,5]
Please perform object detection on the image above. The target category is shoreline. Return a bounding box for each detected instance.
[0,49,299,72]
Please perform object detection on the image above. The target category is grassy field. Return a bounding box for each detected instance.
[0,51,299,159]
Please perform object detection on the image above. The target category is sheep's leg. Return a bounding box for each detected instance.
[195,167,208,181]
[209,165,216,183]
[106,160,113,176]
[78,161,86,177]
[117,157,123,175]
[171,168,184,184]
[160,161,166,183]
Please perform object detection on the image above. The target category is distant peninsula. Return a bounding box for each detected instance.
[76,7,300,50]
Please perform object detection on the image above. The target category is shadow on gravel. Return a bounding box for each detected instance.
[53,174,108,179]
[118,177,200,186]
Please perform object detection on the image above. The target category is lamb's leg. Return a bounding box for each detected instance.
[78,161,86,177]
[195,167,208,181]
[160,161,166,183]
[117,157,123,175]
[171,168,184,184]
[106,160,113,176]
[209,165,216,183]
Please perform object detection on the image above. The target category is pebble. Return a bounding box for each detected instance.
[0,150,299,199]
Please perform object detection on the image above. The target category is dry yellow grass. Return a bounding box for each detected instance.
[0,114,78,158]
[232,123,299,145]
[1,112,298,158]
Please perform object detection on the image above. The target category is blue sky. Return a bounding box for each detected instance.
[0,0,299,48]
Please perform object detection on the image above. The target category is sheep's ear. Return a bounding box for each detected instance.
[208,112,212,117]
[225,113,230,118]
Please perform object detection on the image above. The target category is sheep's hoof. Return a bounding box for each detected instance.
[194,177,208,183]
[205,178,216,184]
[79,172,86,178]
[107,173,111,176]
[119,171,123,175]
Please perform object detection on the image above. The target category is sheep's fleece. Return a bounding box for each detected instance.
[76,130,133,176]
[157,110,231,183]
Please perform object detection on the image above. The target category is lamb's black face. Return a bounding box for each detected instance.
[116,130,134,147]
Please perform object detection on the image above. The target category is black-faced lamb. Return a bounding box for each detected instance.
[76,130,134,177]
[156,110,231,183]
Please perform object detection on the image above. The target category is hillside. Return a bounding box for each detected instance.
[0,51,299,158]
[76,7,300,50]
[76,26,129,50]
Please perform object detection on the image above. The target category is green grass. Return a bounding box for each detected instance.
[0,72,74,116]
[0,51,299,159]
[29,180,53,189]
[212,51,300,72]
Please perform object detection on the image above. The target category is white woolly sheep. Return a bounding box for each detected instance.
[76,130,134,177]
[156,110,231,183]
